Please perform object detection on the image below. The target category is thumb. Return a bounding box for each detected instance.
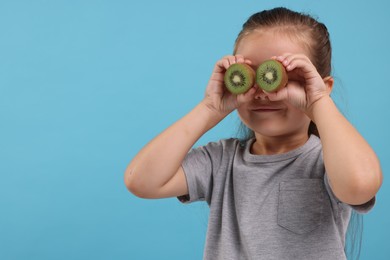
[263,88,288,102]
[237,86,257,104]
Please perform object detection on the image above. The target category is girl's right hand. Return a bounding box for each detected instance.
[202,55,257,116]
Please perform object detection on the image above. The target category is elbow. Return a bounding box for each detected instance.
[337,168,383,205]
[124,168,142,198]
[346,183,380,206]
[356,162,384,203]
[124,168,155,199]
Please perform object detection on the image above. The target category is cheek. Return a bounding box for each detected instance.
[237,107,251,126]
[237,106,310,133]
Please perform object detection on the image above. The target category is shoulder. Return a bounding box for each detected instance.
[195,138,243,151]
[187,138,245,161]
[307,134,322,150]
[300,134,323,159]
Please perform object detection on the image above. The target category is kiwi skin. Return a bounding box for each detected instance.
[224,63,255,94]
[256,59,288,92]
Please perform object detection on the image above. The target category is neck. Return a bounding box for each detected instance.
[251,132,310,155]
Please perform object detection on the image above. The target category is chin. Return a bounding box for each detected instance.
[254,128,291,138]
[238,113,310,138]
[250,122,310,138]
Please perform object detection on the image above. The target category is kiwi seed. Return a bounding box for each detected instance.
[256,60,288,92]
[224,63,255,94]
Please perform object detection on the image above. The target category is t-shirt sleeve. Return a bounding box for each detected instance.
[177,140,225,204]
[324,172,375,214]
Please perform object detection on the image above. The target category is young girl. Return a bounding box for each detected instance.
[124,7,382,260]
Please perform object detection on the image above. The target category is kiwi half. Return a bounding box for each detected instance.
[256,60,288,92]
[224,63,255,94]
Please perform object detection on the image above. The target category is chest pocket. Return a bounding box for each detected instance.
[277,179,325,235]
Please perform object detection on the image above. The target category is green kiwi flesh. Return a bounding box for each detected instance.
[224,63,255,94]
[256,60,288,92]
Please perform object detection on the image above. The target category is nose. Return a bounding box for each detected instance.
[254,88,268,100]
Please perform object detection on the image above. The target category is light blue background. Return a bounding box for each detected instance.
[1,0,389,259]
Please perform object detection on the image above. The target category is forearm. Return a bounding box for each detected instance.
[310,96,382,205]
[124,102,227,194]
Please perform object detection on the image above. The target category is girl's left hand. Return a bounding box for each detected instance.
[264,53,332,117]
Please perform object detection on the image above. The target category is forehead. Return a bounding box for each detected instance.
[235,29,311,66]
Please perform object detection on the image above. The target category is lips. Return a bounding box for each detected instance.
[251,106,283,112]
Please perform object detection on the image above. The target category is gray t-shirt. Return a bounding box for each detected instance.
[177,135,375,260]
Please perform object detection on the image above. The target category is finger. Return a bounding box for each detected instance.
[275,54,312,75]
[214,55,235,72]
[285,57,316,76]
[275,53,293,63]
[237,86,257,104]
[215,57,232,72]
[213,55,250,75]
[228,55,238,66]
[225,56,237,69]
[214,57,228,72]
[244,59,252,65]
[235,54,245,64]
[278,54,312,71]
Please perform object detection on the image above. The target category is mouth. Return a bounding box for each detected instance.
[252,107,283,112]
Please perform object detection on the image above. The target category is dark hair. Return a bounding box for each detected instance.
[234,7,362,259]
[233,7,332,138]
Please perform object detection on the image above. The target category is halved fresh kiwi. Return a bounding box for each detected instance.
[256,59,288,92]
[224,63,255,94]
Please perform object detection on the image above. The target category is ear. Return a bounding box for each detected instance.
[323,76,334,95]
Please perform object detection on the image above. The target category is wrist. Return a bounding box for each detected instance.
[307,95,335,123]
[306,95,334,122]
[196,101,230,130]
[200,99,232,118]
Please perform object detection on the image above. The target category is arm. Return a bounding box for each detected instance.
[124,102,226,199]
[311,96,382,205]
[124,55,256,199]
[266,54,383,205]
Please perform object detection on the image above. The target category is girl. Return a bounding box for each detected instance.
[124,7,382,260]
